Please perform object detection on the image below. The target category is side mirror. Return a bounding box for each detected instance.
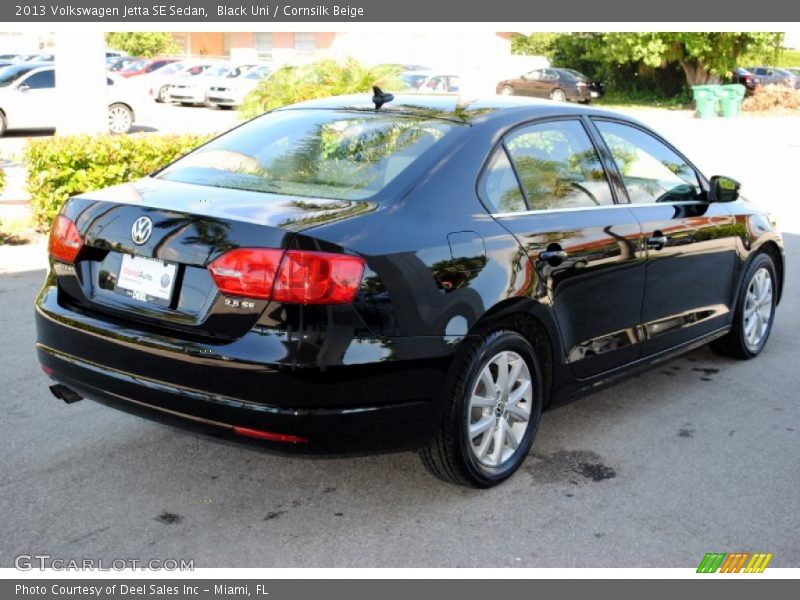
[710,175,740,202]
[17,84,29,92]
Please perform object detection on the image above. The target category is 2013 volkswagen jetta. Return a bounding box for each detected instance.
[36,93,784,487]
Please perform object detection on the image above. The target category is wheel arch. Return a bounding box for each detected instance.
[467,299,562,408]
[754,239,785,304]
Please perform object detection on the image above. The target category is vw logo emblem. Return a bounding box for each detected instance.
[131,216,153,245]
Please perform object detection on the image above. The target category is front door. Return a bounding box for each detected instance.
[591,118,738,356]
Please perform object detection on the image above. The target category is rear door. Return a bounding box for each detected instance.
[591,118,737,355]
[482,117,646,378]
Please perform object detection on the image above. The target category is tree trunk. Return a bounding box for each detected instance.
[680,59,720,86]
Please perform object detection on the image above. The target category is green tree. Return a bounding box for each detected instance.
[511,33,562,59]
[240,58,400,119]
[589,32,783,86]
[104,32,178,58]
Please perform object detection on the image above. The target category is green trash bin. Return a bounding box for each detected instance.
[692,85,720,118]
[719,83,746,118]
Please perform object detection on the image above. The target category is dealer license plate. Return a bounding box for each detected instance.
[117,254,177,302]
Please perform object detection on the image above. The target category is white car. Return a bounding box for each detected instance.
[206,65,271,109]
[167,63,258,106]
[140,61,213,103]
[0,65,141,135]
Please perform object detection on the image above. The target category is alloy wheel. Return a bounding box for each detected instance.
[743,267,773,350]
[467,350,533,468]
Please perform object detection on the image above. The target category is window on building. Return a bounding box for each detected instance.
[254,32,273,59]
[293,32,315,52]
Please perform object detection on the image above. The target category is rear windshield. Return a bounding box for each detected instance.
[158,109,459,200]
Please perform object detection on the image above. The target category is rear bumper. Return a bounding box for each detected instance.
[36,283,457,453]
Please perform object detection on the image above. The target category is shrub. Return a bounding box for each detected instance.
[742,84,800,114]
[0,165,5,196]
[24,133,213,228]
[240,57,400,119]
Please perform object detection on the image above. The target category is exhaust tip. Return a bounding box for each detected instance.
[50,384,83,404]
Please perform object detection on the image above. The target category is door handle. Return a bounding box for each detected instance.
[538,248,568,266]
[647,234,668,250]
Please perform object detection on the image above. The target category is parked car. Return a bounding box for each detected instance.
[747,66,800,89]
[399,70,435,91]
[206,64,270,109]
[168,63,258,106]
[731,67,761,94]
[119,57,178,79]
[19,52,55,62]
[36,94,784,487]
[0,66,140,135]
[418,74,461,93]
[144,61,218,103]
[497,67,604,103]
[107,56,141,73]
[784,67,800,79]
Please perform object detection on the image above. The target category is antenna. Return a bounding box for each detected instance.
[371,86,394,110]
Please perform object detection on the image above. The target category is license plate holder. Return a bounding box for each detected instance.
[116,254,177,303]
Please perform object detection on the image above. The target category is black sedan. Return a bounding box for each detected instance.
[37,94,784,487]
[497,68,604,103]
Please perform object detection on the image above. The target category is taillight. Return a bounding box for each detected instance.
[208,248,365,305]
[208,248,283,300]
[273,250,365,304]
[48,215,83,263]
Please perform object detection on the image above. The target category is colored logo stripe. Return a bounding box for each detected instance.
[697,553,726,573]
[697,552,773,573]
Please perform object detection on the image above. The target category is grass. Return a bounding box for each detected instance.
[595,90,693,110]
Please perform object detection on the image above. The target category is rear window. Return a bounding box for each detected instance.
[158,109,459,200]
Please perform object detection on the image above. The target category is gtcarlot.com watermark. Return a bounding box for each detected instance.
[15,554,194,571]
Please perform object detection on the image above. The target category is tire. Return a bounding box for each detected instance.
[156,86,169,103]
[108,103,133,135]
[711,252,777,359]
[420,330,543,488]
[500,85,514,96]
[0,111,7,137]
[550,88,567,102]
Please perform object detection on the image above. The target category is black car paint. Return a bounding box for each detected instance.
[35,95,785,453]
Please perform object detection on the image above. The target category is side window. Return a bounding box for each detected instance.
[594,120,704,204]
[525,70,542,81]
[23,70,55,89]
[479,147,527,213]
[504,120,614,210]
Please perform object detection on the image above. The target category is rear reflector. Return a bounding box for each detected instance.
[41,365,54,376]
[233,426,307,444]
[209,248,365,305]
[48,215,83,263]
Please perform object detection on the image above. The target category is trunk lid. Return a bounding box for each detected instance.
[57,178,374,339]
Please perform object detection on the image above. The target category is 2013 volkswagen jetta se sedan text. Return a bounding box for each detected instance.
[36,93,784,487]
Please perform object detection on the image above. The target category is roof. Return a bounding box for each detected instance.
[279,93,626,125]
